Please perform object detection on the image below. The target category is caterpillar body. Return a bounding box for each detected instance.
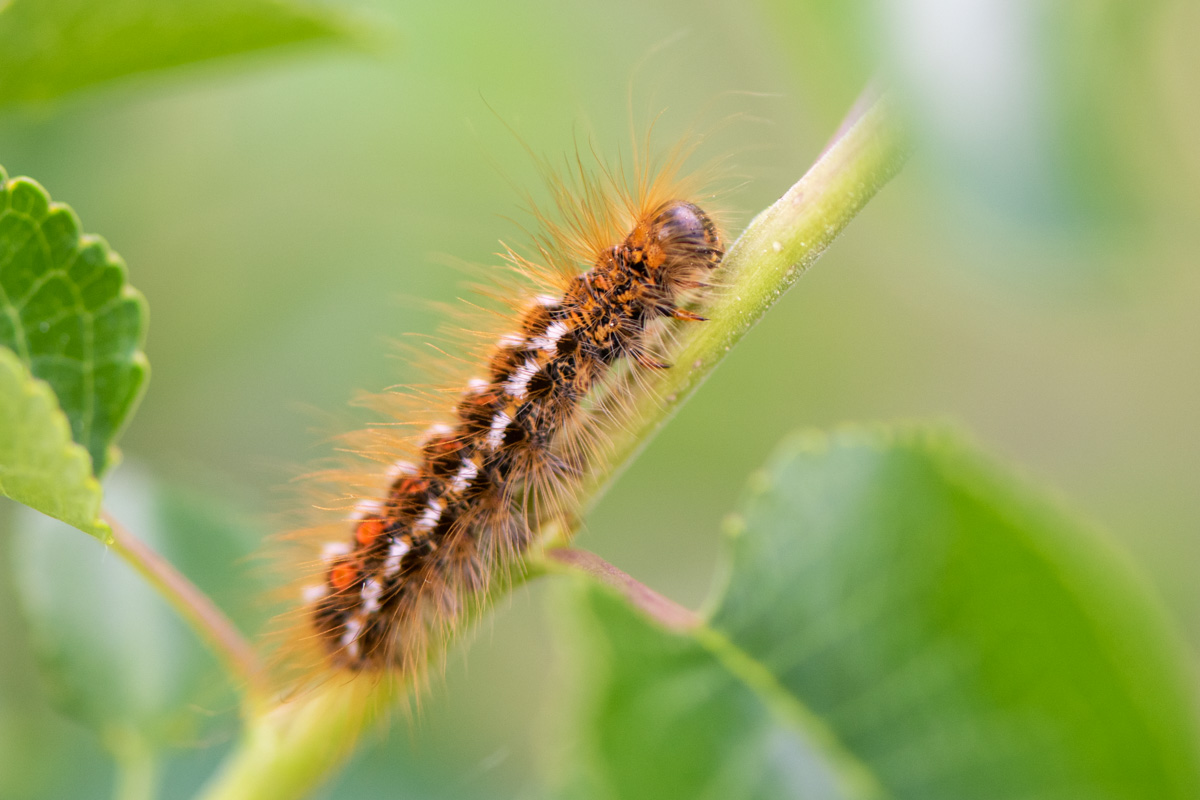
[294,166,723,675]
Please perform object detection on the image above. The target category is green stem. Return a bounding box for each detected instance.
[195,90,909,800]
[576,92,909,508]
[194,675,403,800]
[108,727,160,800]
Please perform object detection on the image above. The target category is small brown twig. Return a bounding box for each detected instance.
[544,547,701,630]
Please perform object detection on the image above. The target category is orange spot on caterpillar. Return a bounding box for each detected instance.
[330,561,359,592]
[356,517,385,547]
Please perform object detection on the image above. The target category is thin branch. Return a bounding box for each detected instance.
[575,92,910,512]
[544,548,700,630]
[192,675,403,800]
[103,509,270,701]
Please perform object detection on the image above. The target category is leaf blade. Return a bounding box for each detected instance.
[0,347,108,540]
[558,425,1200,799]
[559,583,873,800]
[0,164,148,477]
[713,426,1200,799]
[0,0,361,108]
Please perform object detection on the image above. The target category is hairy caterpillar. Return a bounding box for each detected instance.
[284,152,723,677]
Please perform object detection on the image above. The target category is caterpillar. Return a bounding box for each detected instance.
[288,155,723,677]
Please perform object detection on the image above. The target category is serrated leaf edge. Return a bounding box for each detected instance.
[0,346,110,542]
[0,169,150,476]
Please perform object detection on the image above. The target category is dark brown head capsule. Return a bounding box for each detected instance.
[651,201,723,270]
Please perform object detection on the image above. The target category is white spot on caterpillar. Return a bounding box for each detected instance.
[498,333,524,350]
[466,378,489,394]
[531,320,569,353]
[486,410,511,451]
[413,497,445,533]
[321,541,352,561]
[449,458,479,493]
[302,584,327,604]
[351,498,383,520]
[384,538,410,575]
[536,294,560,309]
[419,424,453,445]
[361,579,382,614]
[505,358,539,399]
[386,460,416,481]
[341,617,363,657]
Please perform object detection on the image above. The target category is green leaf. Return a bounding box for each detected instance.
[560,584,876,800]
[0,164,148,477]
[558,426,1200,800]
[0,0,360,108]
[12,466,265,753]
[0,348,108,540]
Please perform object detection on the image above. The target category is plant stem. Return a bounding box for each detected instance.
[103,509,271,703]
[575,91,910,509]
[107,727,159,800]
[543,548,700,630]
[194,89,909,800]
[194,676,403,800]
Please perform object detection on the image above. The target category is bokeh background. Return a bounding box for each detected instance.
[1,0,1198,798]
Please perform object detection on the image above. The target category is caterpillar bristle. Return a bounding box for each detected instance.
[266,136,726,690]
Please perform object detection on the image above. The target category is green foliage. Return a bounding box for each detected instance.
[0,165,148,477]
[0,348,109,539]
[12,469,264,761]
[560,585,872,800]
[559,427,1200,799]
[0,0,359,108]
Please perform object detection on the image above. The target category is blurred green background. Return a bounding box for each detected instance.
[1,0,1198,798]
